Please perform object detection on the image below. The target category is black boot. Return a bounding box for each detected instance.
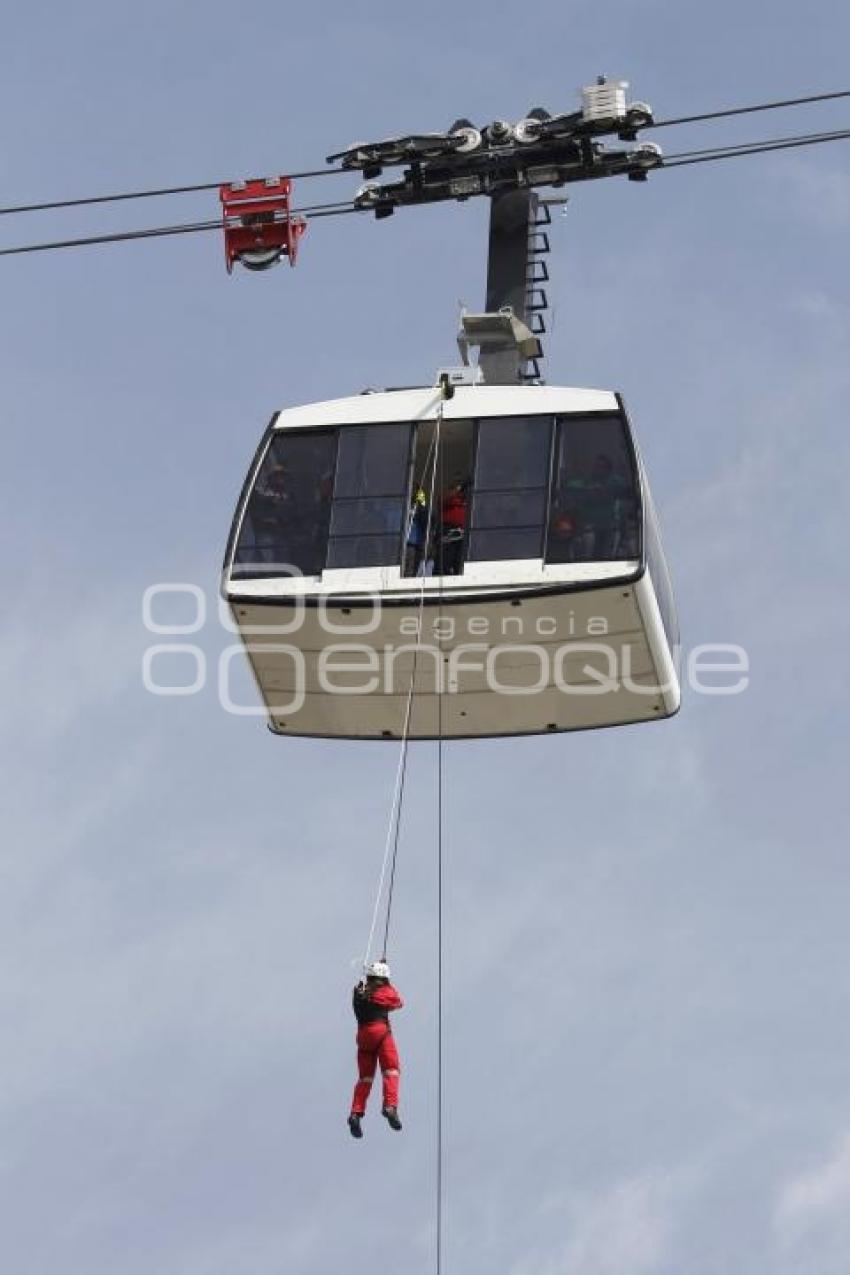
[348,1114,363,1139]
[382,1105,402,1131]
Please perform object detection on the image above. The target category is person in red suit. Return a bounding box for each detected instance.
[348,961,404,1138]
[438,478,468,575]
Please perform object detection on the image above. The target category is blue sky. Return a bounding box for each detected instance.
[2,2,850,1272]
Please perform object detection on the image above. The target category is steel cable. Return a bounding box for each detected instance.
[0,201,361,258]
[650,88,850,130]
[662,127,850,169]
[0,166,348,218]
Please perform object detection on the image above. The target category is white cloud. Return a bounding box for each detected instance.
[792,291,850,326]
[0,574,140,749]
[775,1131,850,1246]
[784,161,850,230]
[511,1170,693,1275]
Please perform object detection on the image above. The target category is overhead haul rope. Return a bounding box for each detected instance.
[3,102,850,260]
[0,200,363,258]
[0,86,846,221]
[362,409,443,969]
[662,126,850,169]
[649,87,850,131]
[0,165,348,217]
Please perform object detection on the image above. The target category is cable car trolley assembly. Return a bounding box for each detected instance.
[222,79,681,739]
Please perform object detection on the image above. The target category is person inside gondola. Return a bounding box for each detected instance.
[437,477,469,575]
[348,961,404,1139]
[405,486,429,577]
[250,459,293,564]
[552,453,629,560]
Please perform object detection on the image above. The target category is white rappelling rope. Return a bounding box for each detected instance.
[362,405,443,969]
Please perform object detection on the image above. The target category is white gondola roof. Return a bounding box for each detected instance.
[271,384,619,430]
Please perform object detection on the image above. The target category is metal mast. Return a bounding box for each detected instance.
[471,188,549,385]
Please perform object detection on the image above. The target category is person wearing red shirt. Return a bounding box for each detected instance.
[348,961,404,1138]
[438,478,469,575]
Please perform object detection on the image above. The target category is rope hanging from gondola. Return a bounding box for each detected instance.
[362,406,443,967]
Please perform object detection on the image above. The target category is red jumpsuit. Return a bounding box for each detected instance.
[350,982,404,1116]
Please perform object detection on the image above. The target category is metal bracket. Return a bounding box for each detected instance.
[457,305,542,385]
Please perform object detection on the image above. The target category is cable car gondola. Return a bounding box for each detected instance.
[222,89,680,739]
[222,377,679,738]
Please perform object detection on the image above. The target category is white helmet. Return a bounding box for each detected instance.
[366,960,391,980]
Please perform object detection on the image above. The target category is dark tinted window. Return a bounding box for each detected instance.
[327,423,412,570]
[546,414,640,563]
[474,416,551,489]
[473,489,547,529]
[468,528,546,561]
[330,497,405,537]
[326,535,402,569]
[233,430,335,577]
[467,416,553,562]
[333,425,411,499]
